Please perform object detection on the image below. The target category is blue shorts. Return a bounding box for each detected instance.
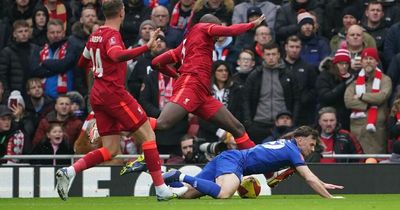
[195,150,245,182]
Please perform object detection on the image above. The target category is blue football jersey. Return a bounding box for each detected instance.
[242,139,305,175]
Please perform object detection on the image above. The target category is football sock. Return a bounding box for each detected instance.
[180,175,221,198]
[235,132,256,150]
[71,147,111,175]
[142,140,164,186]
[149,117,157,130]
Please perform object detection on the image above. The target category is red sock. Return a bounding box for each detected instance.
[72,147,112,173]
[149,117,157,130]
[142,140,164,186]
[235,132,256,150]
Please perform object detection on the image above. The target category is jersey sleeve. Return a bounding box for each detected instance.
[206,23,254,37]
[105,31,124,55]
[287,143,306,167]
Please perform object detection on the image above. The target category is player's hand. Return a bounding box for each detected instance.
[147,28,161,50]
[323,183,344,190]
[251,14,266,29]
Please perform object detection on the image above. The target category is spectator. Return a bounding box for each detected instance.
[190,0,234,26]
[297,12,330,68]
[198,61,242,142]
[38,0,72,34]
[66,91,86,120]
[121,0,151,46]
[361,1,388,65]
[322,0,364,39]
[243,42,300,143]
[234,6,266,51]
[387,97,400,152]
[232,0,278,29]
[32,19,74,99]
[151,5,184,48]
[262,110,294,143]
[32,95,83,148]
[70,0,104,23]
[31,6,50,47]
[0,20,41,98]
[346,25,376,72]
[128,33,168,99]
[316,49,355,130]
[232,49,257,86]
[0,105,28,164]
[283,35,317,126]
[387,53,400,101]
[132,20,157,48]
[166,134,209,164]
[344,47,392,154]
[383,20,400,66]
[31,123,73,165]
[212,22,240,69]
[316,106,363,163]
[0,81,5,105]
[274,0,324,43]
[249,24,274,65]
[168,0,194,31]
[330,10,377,53]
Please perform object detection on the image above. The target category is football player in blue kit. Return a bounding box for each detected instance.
[163,126,345,199]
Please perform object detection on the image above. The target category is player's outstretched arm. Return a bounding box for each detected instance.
[151,46,181,78]
[296,165,343,198]
[208,15,265,37]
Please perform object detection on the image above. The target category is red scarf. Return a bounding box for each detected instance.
[212,48,229,61]
[158,73,174,109]
[255,43,263,58]
[351,68,382,132]
[169,2,193,30]
[39,42,68,94]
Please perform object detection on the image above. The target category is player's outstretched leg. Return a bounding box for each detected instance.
[55,146,113,200]
[163,170,221,198]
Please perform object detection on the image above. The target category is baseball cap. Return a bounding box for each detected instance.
[247,6,262,20]
[0,105,12,117]
[275,110,293,120]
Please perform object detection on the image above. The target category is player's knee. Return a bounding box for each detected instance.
[217,191,233,199]
[155,118,172,130]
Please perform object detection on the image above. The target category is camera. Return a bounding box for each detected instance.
[187,137,228,163]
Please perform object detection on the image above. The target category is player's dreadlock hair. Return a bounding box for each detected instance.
[102,0,123,19]
[199,14,221,25]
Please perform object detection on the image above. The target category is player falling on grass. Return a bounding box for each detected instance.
[163,126,345,199]
[121,14,295,187]
[55,0,184,201]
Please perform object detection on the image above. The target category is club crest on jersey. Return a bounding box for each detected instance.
[137,107,143,115]
[183,98,190,105]
[109,37,116,45]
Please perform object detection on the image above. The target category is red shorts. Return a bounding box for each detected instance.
[171,75,223,120]
[90,90,147,136]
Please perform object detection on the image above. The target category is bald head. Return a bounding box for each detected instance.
[346,24,364,49]
[199,14,221,25]
[151,6,170,27]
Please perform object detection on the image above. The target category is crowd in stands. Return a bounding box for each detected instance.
[1,0,400,165]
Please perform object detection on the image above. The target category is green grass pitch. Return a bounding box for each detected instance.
[1,195,400,210]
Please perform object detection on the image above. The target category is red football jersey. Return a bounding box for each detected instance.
[82,26,128,97]
[170,23,253,93]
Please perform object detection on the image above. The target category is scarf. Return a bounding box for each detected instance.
[350,68,382,132]
[158,73,174,109]
[44,0,67,30]
[255,43,263,58]
[169,2,193,30]
[213,48,229,61]
[39,42,68,94]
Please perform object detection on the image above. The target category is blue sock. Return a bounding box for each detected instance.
[183,175,221,198]
[169,181,184,187]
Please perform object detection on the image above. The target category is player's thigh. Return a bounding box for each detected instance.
[92,106,121,136]
[194,96,223,120]
[195,158,217,181]
[215,173,240,199]
[113,99,148,133]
